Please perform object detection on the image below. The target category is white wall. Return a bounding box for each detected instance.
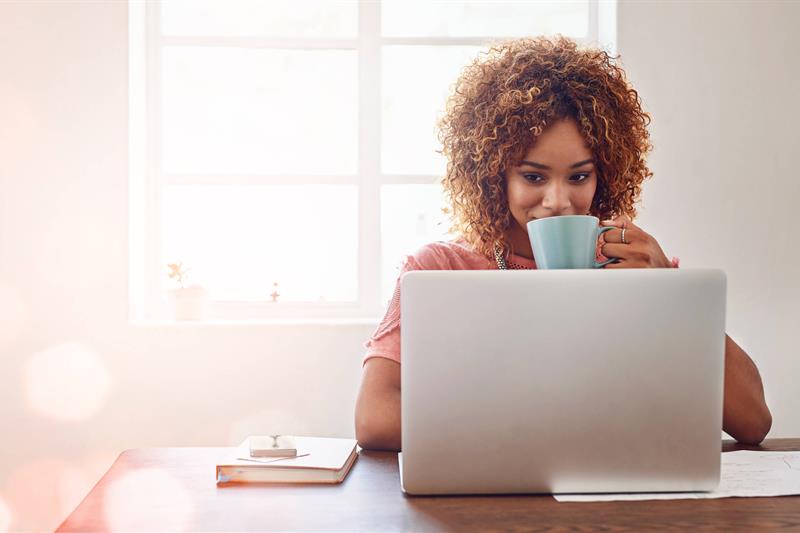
[616,0,799,440]
[0,5,368,530]
[0,1,797,531]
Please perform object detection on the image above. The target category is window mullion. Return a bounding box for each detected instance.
[359,0,382,317]
[160,35,358,49]
[161,174,358,186]
[588,0,599,45]
[148,0,164,320]
[380,174,442,185]
[381,36,498,46]
[598,0,617,56]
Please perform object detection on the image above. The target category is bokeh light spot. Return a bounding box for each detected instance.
[104,468,193,532]
[24,342,111,421]
[0,495,11,533]
[4,458,71,531]
[0,282,29,349]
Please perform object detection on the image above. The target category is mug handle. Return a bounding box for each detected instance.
[594,226,619,268]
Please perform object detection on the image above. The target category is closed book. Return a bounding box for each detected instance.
[216,436,358,484]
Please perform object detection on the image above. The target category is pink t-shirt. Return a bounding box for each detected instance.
[362,238,539,366]
[363,237,679,366]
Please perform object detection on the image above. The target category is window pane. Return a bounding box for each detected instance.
[161,0,358,38]
[381,184,452,303]
[382,0,588,38]
[382,46,482,176]
[161,185,358,302]
[161,47,358,175]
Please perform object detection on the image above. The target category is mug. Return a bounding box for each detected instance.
[526,215,617,269]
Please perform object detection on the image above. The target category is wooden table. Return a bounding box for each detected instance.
[58,439,800,532]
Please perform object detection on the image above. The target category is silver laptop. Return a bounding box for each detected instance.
[399,269,726,495]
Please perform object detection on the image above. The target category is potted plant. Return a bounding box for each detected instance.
[165,262,209,321]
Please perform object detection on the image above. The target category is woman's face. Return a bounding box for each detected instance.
[504,117,598,258]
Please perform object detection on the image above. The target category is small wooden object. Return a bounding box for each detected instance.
[249,435,297,457]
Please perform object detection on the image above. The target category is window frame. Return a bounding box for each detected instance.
[128,0,616,323]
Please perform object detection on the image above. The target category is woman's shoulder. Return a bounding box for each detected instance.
[405,238,492,271]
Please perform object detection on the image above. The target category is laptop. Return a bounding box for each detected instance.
[399,269,726,495]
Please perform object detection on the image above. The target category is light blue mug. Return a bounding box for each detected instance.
[526,215,618,269]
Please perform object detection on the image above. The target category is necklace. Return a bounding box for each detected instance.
[493,243,508,270]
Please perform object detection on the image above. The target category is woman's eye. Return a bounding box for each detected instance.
[523,173,590,183]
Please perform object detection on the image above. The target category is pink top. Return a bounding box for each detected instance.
[362,238,679,366]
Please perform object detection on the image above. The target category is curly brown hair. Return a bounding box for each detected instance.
[437,35,654,258]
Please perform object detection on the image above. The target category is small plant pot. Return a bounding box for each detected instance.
[166,286,209,321]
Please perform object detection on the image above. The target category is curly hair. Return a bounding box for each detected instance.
[437,35,653,258]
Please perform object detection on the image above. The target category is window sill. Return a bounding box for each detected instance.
[128,317,381,327]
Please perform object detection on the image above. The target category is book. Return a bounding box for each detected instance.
[216,436,359,484]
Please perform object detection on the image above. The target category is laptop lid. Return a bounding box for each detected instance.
[400,269,726,495]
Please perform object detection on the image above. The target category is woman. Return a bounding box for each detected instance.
[354,36,771,451]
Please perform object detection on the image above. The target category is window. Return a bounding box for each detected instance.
[129,0,616,321]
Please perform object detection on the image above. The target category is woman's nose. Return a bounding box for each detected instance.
[541,182,572,214]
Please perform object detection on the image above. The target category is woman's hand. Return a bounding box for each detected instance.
[600,215,672,269]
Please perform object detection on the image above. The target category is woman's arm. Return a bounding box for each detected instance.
[600,216,773,444]
[722,335,772,444]
[354,357,402,451]
[353,334,771,449]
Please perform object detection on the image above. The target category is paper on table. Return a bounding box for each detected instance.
[555,451,800,502]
